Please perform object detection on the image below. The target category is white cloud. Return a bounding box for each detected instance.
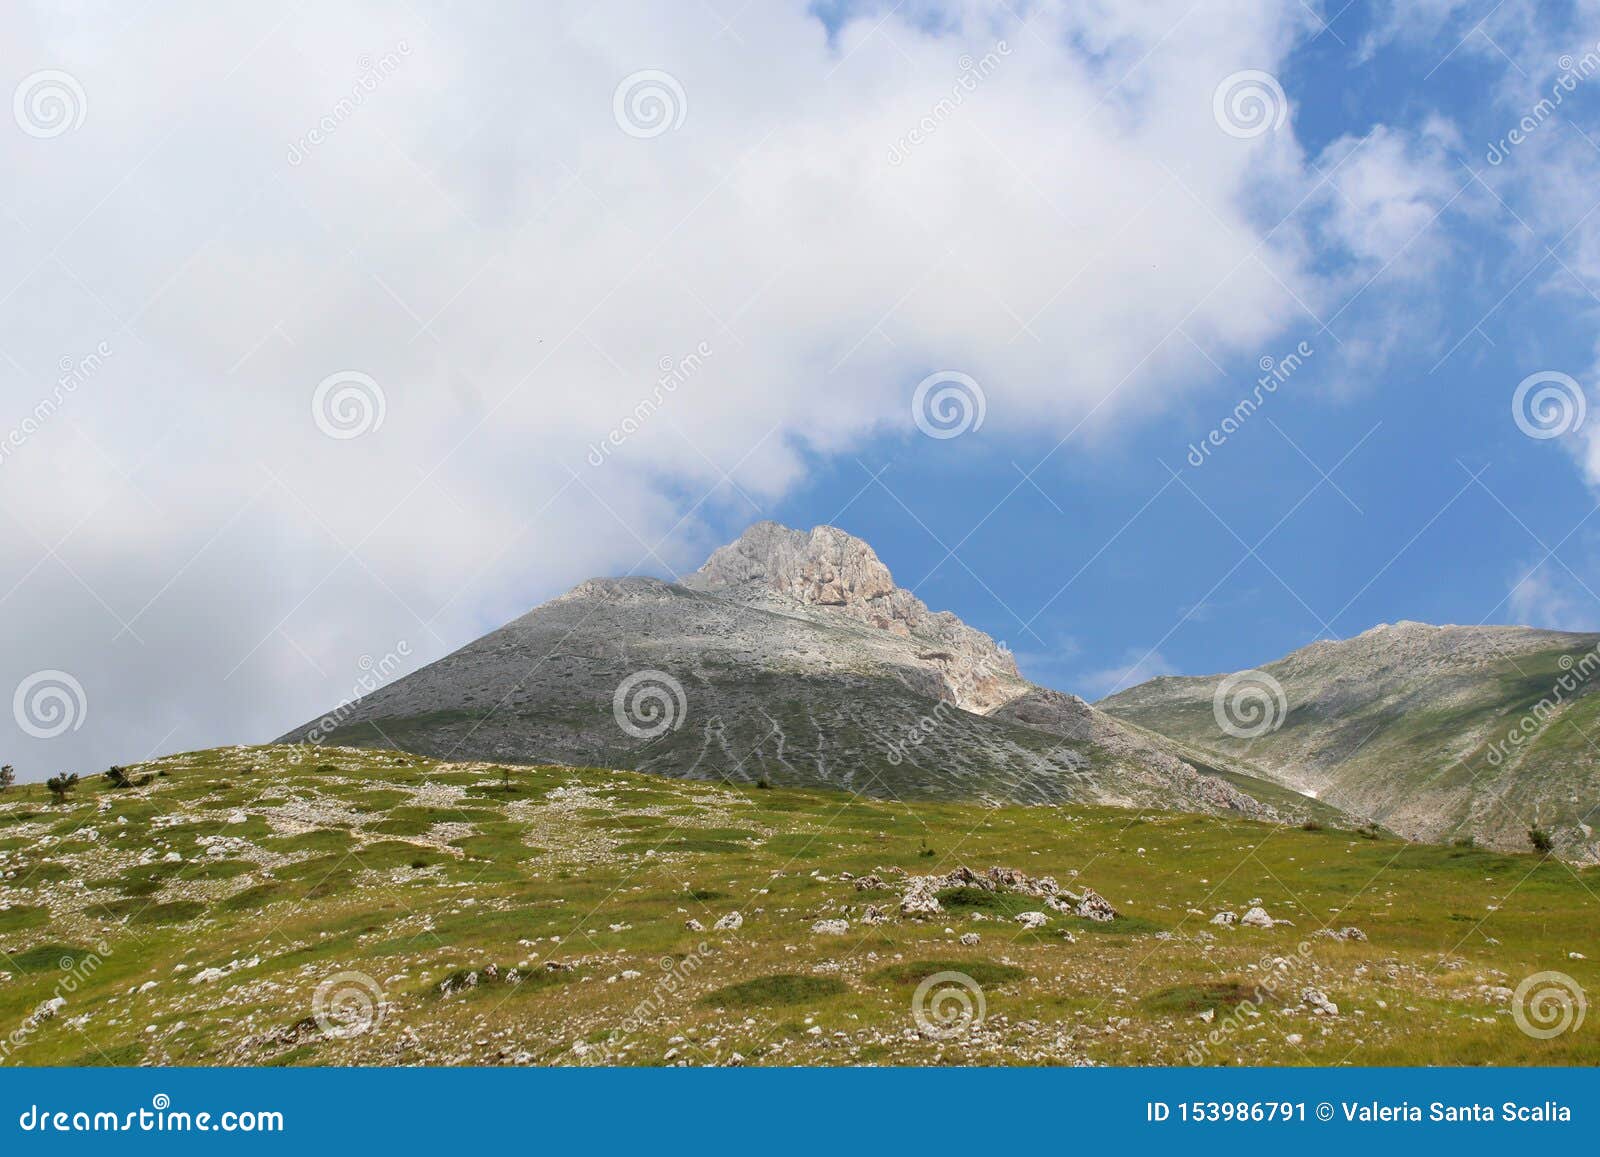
[1077,648,1181,699]
[1507,557,1600,631]
[0,1,1461,776]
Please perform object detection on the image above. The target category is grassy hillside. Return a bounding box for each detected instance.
[1,745,1595,1067]
[1100,628,1600,860]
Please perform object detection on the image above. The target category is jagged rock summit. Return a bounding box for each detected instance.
[281,521,1301,820]
[683,522,1023,712]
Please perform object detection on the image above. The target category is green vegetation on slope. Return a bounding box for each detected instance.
[0,744,1595,1068]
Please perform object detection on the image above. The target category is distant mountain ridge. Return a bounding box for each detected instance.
[280,522,1306,821]
[1099,621,1600,861]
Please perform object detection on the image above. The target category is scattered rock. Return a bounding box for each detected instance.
[1312,926,1367,942]
[811,919,849,935]
[1239,906,1275,928]
[1301,988,1338,1016]
[959,932,980,946]
[714,911,743,931]
[1210,911,1237,926]
[1016,911,1048,929]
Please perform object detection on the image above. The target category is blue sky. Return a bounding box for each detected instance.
[744,1,1600,695]
[7,0,1600,777]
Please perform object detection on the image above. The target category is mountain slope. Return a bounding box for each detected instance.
[6,744,1596,1067]
[280,523,1295,820]
[1099,621,1600,861]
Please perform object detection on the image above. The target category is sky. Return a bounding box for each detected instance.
[5,0,1600,779]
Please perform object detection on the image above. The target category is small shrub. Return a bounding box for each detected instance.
[45,772,79,803]
[1529,827,1555,855]
[0,764,14,793]
[1299,819,1324,832]
[102,766,149,789]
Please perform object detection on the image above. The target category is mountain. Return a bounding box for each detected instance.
[1099,621,1600,861]
[280,522,1302,820]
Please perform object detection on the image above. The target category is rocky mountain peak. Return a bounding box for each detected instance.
[685,521,896,607]
[684,521,1024,710]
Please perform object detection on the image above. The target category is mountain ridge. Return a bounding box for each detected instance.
[279,521,1305,823]
[1099,622,1600,861]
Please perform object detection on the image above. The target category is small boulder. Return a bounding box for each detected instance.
[1075,890,1118,922]
[1016,911,1048,929]
[811,919,849,935]
[713,911,743,931]
[1311,926,1366,942]
[1301,987,1338,1016]
[1239,906,1275,928]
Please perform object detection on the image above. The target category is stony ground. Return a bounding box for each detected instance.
[0,745,1595,1067]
